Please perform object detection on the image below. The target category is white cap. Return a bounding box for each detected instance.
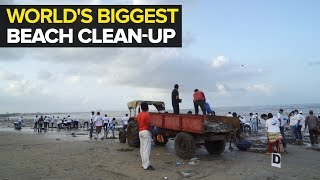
[299,111,302,114]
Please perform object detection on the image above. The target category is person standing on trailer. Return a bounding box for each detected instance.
[204,101,215,115]
[171,84,182,114]
[193,89,206,115]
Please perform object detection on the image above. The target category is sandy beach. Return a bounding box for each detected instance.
[1,0,320,179]
[0,127,320,180]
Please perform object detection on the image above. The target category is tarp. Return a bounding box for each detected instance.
[127,100,165,111]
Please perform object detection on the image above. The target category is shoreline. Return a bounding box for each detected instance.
[1,102,320,114]
[0,128,320,180]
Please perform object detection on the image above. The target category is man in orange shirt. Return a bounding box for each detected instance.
[193,89,206,115]
[137,102,155,170]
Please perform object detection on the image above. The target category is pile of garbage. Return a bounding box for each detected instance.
[204,121,232,133]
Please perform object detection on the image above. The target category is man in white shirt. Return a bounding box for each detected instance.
[299,111,306,131]
[263,113,281,154]
[14,117,24,129]
[89,111,95,138]
[239,116,246,124]
[289,111,298,140]
[295,110,304,142]
[57,117,62,130]
[106,118,116,138]
[102,114,111,137]
[277,109,288,152]
[48,116,51,128]
[44,116,49,130]
[51,116,55,129]
[122,114,129,130]
[66,115,72,130]
[63,118,68,128]
[94,112,103,140]
[53,116,58,129]
[250,113,258,134]
[34,116,39,129]
[265,116,280,132]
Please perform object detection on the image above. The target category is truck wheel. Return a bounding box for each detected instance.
[127,120,140,148]
[204,140,226,155]
[119,129,127,143]
[174,132,195,159]
[153,134,168,146]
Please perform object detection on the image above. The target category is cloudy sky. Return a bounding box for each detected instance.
[1,0,320,113]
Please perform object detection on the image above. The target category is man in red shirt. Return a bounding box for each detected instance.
[193,89,206,115]
[136,102,155,170]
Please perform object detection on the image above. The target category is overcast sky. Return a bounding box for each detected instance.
[1,0,320,113]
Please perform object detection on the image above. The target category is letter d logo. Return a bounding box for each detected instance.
[271,153,281,168]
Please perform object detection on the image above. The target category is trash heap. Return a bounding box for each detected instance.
[204,121,233,133]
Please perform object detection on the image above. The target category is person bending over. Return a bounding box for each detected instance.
[193,89,206,115]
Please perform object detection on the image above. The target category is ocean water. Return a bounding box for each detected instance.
[2,103,320,124]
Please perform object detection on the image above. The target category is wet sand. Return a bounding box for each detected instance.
[0,128,320,180]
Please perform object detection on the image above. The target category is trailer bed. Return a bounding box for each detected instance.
[149,113,239,134]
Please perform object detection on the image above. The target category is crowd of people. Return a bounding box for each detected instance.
[88,111,129,139]
[224,109,319,154]
[250,109,318,154]
[28,113,130,140]
[32,115,81,132]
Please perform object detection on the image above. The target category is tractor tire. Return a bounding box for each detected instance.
[204,140,226,155]
[153,134,168,146]
[127,120,140,148]
[174,132,195,159]
[119,129,127,143]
